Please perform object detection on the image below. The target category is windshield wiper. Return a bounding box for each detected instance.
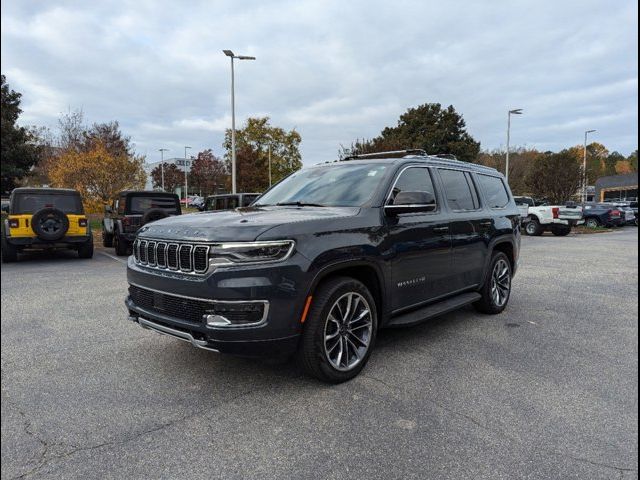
[275,201,326,207]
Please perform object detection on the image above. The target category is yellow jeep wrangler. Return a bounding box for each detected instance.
[1,187,94,263]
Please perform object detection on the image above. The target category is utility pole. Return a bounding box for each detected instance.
[505,109,523,184]
[583,130,596,203]
[268,144,272,187]
[184,146,191,203]
[158,148,169,191]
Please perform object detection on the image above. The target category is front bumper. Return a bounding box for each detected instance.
[6,235,91,248]
[125,255,311,357]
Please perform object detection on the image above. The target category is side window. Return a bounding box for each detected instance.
[477,174,510,209]
[439,169,479,211]
[388,167,436,206]
[117,197,126,215]
[227,196,239,209]
[215,198,225,210]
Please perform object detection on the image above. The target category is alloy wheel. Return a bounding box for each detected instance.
[491,259,511,308]
[323,292,373,372]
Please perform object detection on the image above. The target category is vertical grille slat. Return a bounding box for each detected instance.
[147,241,157,266]
[179,244,193,272]
[139,240,148,264]
[156,243,167,267]
[193,246,209,273]
[167,244,179,270]
[133,239,140,262]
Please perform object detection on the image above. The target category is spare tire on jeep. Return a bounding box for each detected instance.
[141,208,169,226]
[31,208,69,241]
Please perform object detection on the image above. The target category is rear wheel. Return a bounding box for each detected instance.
[525,218,544,236]
[585,217,600,229]
[551,225,571,236]
[474,252,512,315]
[298,277,377,383]
[1,237,18,263]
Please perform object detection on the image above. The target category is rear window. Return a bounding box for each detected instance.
[477,174,510,209]
[128,196,179,214]
[13,193,83,214]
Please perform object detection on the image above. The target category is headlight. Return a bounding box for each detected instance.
[209,240,295,267]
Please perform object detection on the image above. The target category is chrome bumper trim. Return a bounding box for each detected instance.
[135,316,220,352]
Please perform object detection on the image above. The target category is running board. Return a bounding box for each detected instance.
[386,292,482,328]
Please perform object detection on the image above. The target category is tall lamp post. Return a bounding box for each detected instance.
[505,108,523,184]
[184,146,191,203]
[223,49,256,194]
[583,129,596,203]
[158,148,169,191]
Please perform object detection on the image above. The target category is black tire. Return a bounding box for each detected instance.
[78,236,94,259]
[584,217,600,229]
[141,208,169,226]
[298,276,378,383]
[551,225,571,237]
[114,232,129,256]
[102,226,113,247]
[31,208,69,241]
[1,236,18,263]
[524,218,544,236]
[474,252,512,315]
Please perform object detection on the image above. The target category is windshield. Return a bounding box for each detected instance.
[13,193,83,214]
[255,164,388,207]
[128,196,179,214]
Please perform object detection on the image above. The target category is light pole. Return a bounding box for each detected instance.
[223,50,256,194]
[268,144,272,187]
[158,148,169,191]
[184,146,191,203]
[505,108,523,184]
[583,130,596,203]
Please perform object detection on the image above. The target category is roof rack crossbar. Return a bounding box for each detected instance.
[342,149,427,161]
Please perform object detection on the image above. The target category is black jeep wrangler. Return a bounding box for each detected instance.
[102,191,181,256]
[125,151,521,383]
[1,187,93,262]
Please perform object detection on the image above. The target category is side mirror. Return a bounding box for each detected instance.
[385,191,437,216]
[1,204,9,213]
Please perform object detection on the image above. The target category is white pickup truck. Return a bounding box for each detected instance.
[514,196,583,236]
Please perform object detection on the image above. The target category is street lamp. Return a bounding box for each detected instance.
[184,146,191,202]
[223,49,256,194]
[158,148,169,191]
[505,108,523,184]
[583,130,596,203]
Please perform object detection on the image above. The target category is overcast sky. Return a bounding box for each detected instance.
[1,0,638,165]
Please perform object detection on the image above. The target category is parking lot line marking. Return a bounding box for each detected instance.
[99,251,128,264]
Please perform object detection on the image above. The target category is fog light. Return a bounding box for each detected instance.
[204,314,231,327]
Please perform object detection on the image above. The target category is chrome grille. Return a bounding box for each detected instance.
[147,241,157,266]
[156,243,167,267]
[167,244,179,270]
[133,239,209,274]
[179,244,193,271]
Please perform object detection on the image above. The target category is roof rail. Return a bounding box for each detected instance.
[432,153,458,160]
[342,149,427,161]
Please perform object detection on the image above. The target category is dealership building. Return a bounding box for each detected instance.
[143,157,192,191]
[595,172,638,202]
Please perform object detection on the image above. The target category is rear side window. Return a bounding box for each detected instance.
[215,197,226,210]
[477,174,510,209]
[13,193,83,214]
[439,169,480,211]
[128,196,178,214]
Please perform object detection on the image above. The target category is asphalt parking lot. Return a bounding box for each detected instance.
[1,228,638,480]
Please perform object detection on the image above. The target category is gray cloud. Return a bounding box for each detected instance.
[1,0,637,166]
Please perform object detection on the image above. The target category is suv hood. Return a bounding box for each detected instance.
[137,206,360,242]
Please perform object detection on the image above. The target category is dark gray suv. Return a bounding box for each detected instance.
[126,151,521,382]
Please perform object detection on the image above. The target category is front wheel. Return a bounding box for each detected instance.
[78,237,94,259]
[1,237,18,263]
[114,233,129,256]
[474,252,512,315]
[298,277,377,383]
[102,230,113,247]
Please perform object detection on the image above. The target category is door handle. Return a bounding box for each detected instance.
[433,226,449,233]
